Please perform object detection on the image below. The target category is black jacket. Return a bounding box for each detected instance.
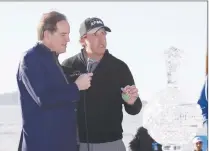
[62,49,142,143]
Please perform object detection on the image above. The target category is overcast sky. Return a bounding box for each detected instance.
[0,2,207,102]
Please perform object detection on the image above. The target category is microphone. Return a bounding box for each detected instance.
[86,58,91,73]
[84,57,98,151]
[84,57,94,151]
[86,58,97,73]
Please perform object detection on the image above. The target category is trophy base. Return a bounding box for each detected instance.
[162,144,182,151]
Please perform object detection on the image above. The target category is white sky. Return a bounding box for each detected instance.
[0,2,207,102]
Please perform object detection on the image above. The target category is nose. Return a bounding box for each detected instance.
[99,33,106,41]
[101,36,106,44]
[66,34,70,43]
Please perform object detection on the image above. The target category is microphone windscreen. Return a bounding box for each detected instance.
[86,58,98,73]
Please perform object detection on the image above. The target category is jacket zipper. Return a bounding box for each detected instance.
[52,54,80,148]
[52,54,69,84]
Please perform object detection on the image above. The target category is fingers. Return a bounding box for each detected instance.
[86,73,93,89]
[130,88,138,94]
[86,73,93,81]
[123,85,131,92]
[87,82,91,89]
[130,92,139,98]
[122,85,139,97]
[122,85,138,93]
[87,72,93,77]
[81,73,93,81]
[121,85,131,93]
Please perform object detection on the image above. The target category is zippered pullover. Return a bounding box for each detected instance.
[17,43,79,151]
[62,49,142,143]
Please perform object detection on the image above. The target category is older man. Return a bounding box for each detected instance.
[62,17,142,151]
[17,11,93,151]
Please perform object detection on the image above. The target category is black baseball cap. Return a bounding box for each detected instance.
[79,17,111,37]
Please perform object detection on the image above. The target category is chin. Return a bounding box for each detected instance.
[98,48,106,54]
[59,48,67,54]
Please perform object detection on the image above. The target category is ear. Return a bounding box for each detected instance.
[44,30,53,41]
[79,37,86,47]
[43,30,49,40]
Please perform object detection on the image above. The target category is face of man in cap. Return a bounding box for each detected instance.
[79,17,111,59]
[81,27,107,56]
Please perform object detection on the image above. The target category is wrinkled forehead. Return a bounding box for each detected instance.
[56,20,70,34]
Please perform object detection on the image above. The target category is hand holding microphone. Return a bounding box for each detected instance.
[75,73,93,90]
[74,58,95,91]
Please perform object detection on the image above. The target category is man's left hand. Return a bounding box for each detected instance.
[121,85,139,105]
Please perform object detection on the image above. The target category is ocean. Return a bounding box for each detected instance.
[1,105,207,151]
[0,105,143,151]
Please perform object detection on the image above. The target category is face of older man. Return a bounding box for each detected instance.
[45,20,70,54]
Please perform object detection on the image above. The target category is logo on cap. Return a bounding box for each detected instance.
[90,19,103,27]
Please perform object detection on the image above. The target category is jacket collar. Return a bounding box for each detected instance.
[37,42,51,52]
[36,42,58,57]
[79,48,109,65]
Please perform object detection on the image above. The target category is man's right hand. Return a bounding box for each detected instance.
[75,73,93,90]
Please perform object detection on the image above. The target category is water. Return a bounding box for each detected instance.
[0,105,143,151]
[0,106,22,151]
[1,105,206,151]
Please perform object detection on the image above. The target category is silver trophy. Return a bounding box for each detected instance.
[143,46,204,151]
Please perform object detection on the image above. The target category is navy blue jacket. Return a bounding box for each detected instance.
[16,43,80,151]
[198,75,208,123]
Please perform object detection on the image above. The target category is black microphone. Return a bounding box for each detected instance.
[86,58,91,73]
[87,58,93,73]
[84,58,93,151]
[86,58,97,73]
[84,57,97,151]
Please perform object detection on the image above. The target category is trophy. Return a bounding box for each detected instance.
[142,46,204,151]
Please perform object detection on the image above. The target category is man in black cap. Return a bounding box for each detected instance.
[62,17,142,151]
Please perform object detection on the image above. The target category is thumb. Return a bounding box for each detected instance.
[87,72,93,77]
[121,87,125,93]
